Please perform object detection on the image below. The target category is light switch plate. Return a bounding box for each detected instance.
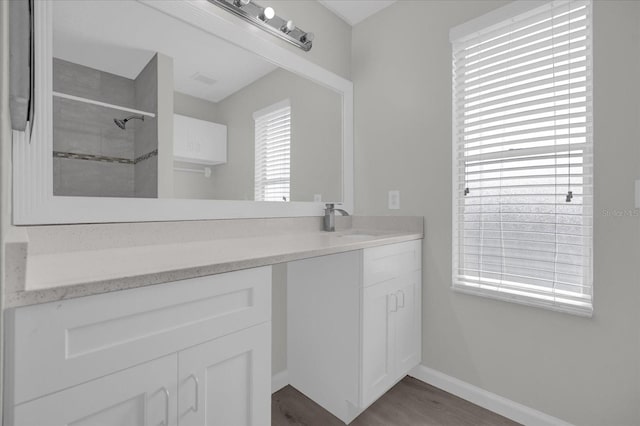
[314,194,322,202]
[388,190,400,210]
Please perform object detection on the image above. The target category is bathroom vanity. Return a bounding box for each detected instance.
[6,1,420,424]
[288,240,422,423]
[3,219,423,425]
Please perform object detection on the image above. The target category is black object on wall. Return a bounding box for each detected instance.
[9,0,34,134]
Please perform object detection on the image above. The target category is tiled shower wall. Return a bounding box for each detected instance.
[134,55,158,198]
[52,57,158,197]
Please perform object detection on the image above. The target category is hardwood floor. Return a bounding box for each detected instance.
[272,376,520,426]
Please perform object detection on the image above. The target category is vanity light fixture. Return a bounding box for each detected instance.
[208,0,314,51]
[281,20,295,34]
[260,6,275,22]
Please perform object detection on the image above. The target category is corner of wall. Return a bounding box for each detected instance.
[0,0,12,419]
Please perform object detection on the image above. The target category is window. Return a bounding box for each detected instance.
[450,1,593,316]
[254,100,291,202]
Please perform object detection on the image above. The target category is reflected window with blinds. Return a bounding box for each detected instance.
[450,0,593,316]
[254,99,291,202]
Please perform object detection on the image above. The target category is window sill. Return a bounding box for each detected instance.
[451,283,593,318]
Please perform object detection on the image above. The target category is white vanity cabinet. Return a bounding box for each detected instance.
[361,244,422,408]
[177,323,271,426]
[5,267,272,426]
[287,239,422,424]
[13,355,178,426]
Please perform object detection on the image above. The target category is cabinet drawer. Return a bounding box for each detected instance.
[363,240,421,287]
[7,266,271,405]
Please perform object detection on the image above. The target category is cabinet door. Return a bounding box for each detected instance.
[361,280,397,408]
[178,322,270,426]
[393,271,422,378]
[13,355,177,426]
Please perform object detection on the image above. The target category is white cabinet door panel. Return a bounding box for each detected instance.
[13,355,177,426]
[178,323,271,426]
[361,279,396,408]
[394,271,421,378]
[362,270,422,408]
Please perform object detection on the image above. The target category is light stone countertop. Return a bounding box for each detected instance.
[5,216,423,308]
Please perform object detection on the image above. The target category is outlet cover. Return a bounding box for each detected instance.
[314,194,322,202]
[388,190,400,210]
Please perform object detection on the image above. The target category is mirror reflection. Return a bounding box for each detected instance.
[51,0,343,202]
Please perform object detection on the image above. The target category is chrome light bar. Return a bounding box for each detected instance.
[208,0,314,51]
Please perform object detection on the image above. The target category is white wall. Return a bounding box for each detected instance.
[352,1,640,424]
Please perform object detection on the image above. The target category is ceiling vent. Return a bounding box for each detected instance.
[190,72,217,86]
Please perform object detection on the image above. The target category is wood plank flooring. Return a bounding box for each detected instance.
[272,376,520,426]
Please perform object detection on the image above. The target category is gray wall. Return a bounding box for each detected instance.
[352,1,640,425]
[134,55,159,198]
[156,53,174,199]
[272,263,287,374]
[255,2,350,378]
[231,0,352,80]
[51,57,161,198]
[214,68,342,202]
[0,0,9,418]
[174,92,220,122]
[52,58,136,197]
[173,92,222,200]
[172,69,342,203]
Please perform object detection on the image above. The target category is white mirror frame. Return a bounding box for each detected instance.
[12,0,353,225]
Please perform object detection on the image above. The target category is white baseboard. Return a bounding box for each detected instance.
[409,365,574,426]
[272,370,289,393]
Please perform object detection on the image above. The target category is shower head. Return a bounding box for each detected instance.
[113,118,127,129]
[113,114,144,129]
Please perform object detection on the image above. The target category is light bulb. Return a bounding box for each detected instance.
[261,6,275,21]
[281,19,295,33]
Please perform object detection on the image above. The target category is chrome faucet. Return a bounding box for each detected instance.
[323,203,349,232]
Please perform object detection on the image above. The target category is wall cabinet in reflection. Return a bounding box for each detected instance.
[173,114,227,165]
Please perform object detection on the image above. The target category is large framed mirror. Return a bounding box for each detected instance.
[13,0,353,224]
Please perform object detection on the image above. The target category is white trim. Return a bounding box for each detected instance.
[450,0,594,316]
[252,98,290,120]
[452,283,593,318]
[52,92,156,118]
[271,370,289,394]
[13,0,354,224]
[409,365,575,426]
[450,0,553,42]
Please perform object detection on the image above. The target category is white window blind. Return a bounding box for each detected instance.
[254,100,291,202]
[451,0,593,316]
